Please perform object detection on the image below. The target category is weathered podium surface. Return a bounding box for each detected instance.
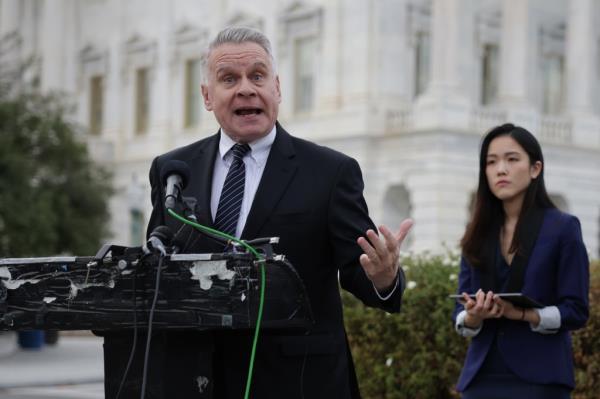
[0,245,313,332]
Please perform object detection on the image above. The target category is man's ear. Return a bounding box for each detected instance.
[275,75,281,103]
[201,84,212,111]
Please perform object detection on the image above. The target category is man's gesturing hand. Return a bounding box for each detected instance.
[357,219,414,292]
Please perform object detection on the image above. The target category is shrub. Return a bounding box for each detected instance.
[572,260,600,399]
[343,251,466,399]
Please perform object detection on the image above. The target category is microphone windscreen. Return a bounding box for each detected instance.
[160,160,191,188]
[149,225,174,245]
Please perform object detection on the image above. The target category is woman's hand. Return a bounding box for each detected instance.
[491,295,522,320]
[492,296,539,325]
[461,289,504,328]
[462,291,540,327]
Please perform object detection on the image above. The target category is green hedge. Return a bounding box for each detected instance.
[343,253,600,399]
[572,260,600,399]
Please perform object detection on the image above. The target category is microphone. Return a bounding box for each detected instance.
[143,225,174,256]
[160,160,191,210]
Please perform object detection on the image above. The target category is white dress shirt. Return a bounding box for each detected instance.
[210,126,276,238]
[209,124,398,299]
[455,306,562,337]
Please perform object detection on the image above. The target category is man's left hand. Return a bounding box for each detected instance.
[357,219,414,292]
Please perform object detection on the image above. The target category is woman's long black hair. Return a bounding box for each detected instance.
[460,123,556,267]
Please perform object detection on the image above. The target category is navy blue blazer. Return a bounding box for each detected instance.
[453,208,589,391]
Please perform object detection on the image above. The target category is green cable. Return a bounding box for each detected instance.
[167,209,265,399]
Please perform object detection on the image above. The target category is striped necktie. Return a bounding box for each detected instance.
[214,143,251,237]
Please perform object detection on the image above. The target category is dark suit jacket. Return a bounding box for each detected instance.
[452,208,589,391]
[103,123,403,398]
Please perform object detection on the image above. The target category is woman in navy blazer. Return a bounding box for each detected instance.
[452,123,589,399]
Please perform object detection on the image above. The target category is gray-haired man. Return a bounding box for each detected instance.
[103,26,412,398]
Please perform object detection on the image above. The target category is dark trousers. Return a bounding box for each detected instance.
[462,343,571,399]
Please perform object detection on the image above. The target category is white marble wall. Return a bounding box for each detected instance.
[1,0,599,257]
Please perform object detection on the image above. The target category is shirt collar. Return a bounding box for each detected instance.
[218,126,276,166]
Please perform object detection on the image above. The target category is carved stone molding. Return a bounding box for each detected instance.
[277,1,323,58]
[79,44,108,77]
[121,34,157,84]
[170,24,208,75]
[226,11,264,31]
[539,23,565,57]
[475,10,501,57]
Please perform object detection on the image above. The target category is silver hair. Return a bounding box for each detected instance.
[202,26,277,82]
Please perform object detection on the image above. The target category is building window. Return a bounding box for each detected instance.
[135,67,150,134]
[89,75,104,135]
[130,209,145,246]
[414,31,430,98]
[542,54,565,114]
[481,44,499,105]
[184,58,202,128]
[294,36,317,113]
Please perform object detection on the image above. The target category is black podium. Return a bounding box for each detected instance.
[0,244,313,332]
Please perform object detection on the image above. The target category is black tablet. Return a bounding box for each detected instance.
[449,293,543,308]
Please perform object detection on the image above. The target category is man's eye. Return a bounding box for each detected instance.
[252,74,263,81]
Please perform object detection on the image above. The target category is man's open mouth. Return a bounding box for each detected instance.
[235,108,263,116]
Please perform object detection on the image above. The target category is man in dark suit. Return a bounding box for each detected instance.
[103,26,412,399]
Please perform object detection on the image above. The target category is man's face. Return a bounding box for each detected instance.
[201,42,281,143]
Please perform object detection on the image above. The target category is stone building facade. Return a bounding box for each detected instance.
[1,0,599,257]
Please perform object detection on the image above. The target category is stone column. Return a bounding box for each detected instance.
[40,0,68,92]
[0,0,22,76]
[414,0,474,130]
[0,0,20,35]
[566,0,600,148]
[318,0,342,111]
[367,0,411,135]
[339,0,371,111]
[498,0,537,128]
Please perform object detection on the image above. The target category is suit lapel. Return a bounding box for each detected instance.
[478,218,501,292]
[186,132,219,227]
[241,124,298,240]
[479,235,497,292]
[504,207,546,293]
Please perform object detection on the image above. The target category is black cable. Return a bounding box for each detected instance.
[115,266,139,399]
[300,339,308,399]
[140,255,164,399]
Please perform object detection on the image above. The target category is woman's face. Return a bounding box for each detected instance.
[485,135,542,204]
